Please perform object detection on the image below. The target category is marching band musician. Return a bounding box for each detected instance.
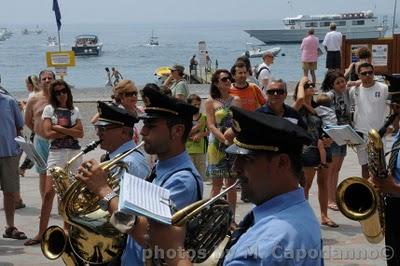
[371,93,400,266]
[76,86,203,265]
[89,101,150,264]
[148,107,324,265]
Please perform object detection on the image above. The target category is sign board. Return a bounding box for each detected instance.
[371,44,388,66]
[350,44,368,63]
[198,41,207,67]
[46,51,76,67]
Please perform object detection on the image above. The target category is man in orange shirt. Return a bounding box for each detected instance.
[229,62,266,111]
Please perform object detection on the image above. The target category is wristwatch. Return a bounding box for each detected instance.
[98,191,118,211]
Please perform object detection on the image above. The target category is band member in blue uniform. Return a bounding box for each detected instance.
[148,107,324,265]
[77,86,203,265]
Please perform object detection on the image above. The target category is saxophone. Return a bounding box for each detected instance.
[41,141,144,265]
[336,129,385,244]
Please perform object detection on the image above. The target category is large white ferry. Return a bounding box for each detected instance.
[245,10,388,44]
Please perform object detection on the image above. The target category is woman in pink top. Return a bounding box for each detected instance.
[301,28,319,84]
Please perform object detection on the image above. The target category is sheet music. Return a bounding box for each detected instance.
[14,136,47,169]
[119,172,172,224]
[323,125,365,146]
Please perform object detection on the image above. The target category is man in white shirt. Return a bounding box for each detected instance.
[255,51,274,92]
[322,23,342,71]
[349,62,388,179]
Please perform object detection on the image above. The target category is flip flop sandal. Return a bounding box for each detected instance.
[328,204,339,211]
[321,220,339,228]
[24,238,41,246]
[3,226,27,240]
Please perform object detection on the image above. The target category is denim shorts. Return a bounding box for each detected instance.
[330,142,347,157]
[302,145,332,167]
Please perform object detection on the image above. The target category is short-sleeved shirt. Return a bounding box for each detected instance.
[256,103,307,129]
[349,81,388,135]
[0,93,24,157]
[301,35,319,62]
[326,89,351,125]
[322,30,342,51]
[256,63,272,85]
[42,105,81,150]
[117,141,151,266]
[124,150,203,265]
[170,79,189,99]
[391,132,400,198]
[229,83,266,111]
[223,188,324,265]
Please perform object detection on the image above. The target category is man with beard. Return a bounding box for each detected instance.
[76,86,203,265]
[147,107,324,265]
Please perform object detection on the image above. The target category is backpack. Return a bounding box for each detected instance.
[255,66,270,79]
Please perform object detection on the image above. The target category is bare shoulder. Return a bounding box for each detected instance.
[204,97,214,106]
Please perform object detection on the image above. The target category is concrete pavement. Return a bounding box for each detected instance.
[0,144,389,266]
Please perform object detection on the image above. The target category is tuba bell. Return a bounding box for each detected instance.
[148,180,238,265]
[336,129,385,244]
[41,141,145,265]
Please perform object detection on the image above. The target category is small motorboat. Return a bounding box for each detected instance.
[72,34,103,56]
[241,46,281,58]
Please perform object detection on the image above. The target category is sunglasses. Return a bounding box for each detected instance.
[54,88,68,96]
[359,71,374,76]
[303,83,315,89]
[266,89,286,95]
[124,91,138,97]
[219,77,231,82]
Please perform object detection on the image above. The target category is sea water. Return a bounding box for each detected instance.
[0,19,366,91]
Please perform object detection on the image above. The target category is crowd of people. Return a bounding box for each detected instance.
[1,24,400,265]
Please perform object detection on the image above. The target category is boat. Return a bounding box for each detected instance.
[71,34,103,56]
[147,30,159,46]
[0,28,12,40]
[47,36,57,47]
[241,46,281,58]
[245,10,388,44]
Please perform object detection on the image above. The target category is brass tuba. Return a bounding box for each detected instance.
[336,129,385,244]
[41,141,145,265]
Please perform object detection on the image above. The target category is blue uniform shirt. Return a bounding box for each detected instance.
[110,140,150,180]
[0,93,23,157]
[113,141,150,266]
[122,150,203,265]
[391,131,400,197]
[223,188,324,266]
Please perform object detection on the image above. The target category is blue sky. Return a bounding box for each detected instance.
[0,0,397,24]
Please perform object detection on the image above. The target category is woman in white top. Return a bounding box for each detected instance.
[25,79,84,246]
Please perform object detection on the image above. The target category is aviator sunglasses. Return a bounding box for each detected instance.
[266,89,286,95]
[303,83,315,89]
[359,71,374,76]
[124,91,138,97]
[219,76,231,82]
[54,88,68,96]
